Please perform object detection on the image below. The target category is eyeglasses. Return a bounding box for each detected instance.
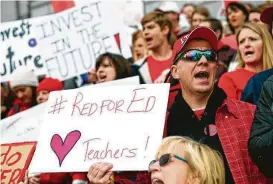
[180,49,218,62]
[148,153,188,171]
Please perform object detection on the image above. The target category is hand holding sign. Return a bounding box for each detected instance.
[87,162,113,184]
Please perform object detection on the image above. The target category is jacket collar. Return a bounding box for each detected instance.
[218,99,239,119]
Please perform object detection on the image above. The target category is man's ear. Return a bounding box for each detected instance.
[162,25,170,37]
[171,65,180,79]
[215,30,221,40]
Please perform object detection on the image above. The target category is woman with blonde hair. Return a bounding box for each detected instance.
[149,136,225,184]
[131,30,149,63]
[219,22,273,100]
[85,136,225,184]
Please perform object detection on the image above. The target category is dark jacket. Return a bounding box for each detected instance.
[248,75,273,177]
[241,68,273,105]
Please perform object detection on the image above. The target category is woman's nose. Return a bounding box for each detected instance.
[17,92,24,99]
[97,67,104,73]
[149,161,161,172]
[229,13,235,20]
[244,39,251,47]
[37,95,43,101]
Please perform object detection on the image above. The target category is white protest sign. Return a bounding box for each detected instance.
[29,84,169,173]
[75,0,144,58]
[0,103,47,144]
[0,19,44,82]
[34,0,121,81]
[0,77,139,144]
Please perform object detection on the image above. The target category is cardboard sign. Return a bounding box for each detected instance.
[0,19,44,82]
[0,142,36,184]
[34,0,121,81]
[29,84,170,173]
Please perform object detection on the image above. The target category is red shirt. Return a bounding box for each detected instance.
[219,35,238,50]
[193,108,205,120]
[146,56,172,83]
[218,68,255,100]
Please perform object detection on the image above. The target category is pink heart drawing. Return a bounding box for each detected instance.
[50,130,81,167]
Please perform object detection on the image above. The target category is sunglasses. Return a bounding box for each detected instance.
[179,49,218,62]
[148,153,188,171]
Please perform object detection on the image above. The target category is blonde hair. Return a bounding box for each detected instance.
[236,22,273,70]
[132,30,146,62]
[156,136,225,184]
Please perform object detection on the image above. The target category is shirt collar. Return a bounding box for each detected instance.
[219,99,239,119]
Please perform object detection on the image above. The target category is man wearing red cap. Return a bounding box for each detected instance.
[165,26,266,184]
[86,27,267,184]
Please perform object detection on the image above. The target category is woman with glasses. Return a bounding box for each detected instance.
[149,136,225,184]
[86,136,225,184]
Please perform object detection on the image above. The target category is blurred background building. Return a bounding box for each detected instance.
[1,1,267,23]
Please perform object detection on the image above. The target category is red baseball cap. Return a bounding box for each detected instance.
[172,27,218,63]
[260,6,273,25]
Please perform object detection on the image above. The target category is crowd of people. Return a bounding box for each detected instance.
[1,1,273,184]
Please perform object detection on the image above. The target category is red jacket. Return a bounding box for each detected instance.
[119,85,267,184]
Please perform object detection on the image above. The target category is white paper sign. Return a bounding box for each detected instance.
[75,0,144,58]
[0,77,140,144]
[30,84,170,172]
[1,0,127,82]
[0,103,47,144]
[34,0,121,81]
[0,19,44,82]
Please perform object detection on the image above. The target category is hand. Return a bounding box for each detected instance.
[87,162,113,184]
[88,69,97,84]
[19,170,29,184]
[28,174,40,184]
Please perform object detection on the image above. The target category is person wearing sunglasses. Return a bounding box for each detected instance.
[86,27,267,184]
[166,26,267,183]
[149,136,225,184]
